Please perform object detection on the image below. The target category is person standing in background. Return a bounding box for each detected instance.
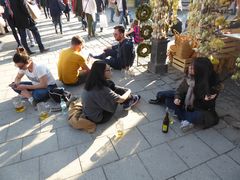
[9,0,49,54]
[83,0,97,39]
[94,0,105,32]
[40,0,50,18]
[63,0,70,21]
[48,0,63,34]
[0,0,21,47]
[116,0,127,28]
[108,0,115,23]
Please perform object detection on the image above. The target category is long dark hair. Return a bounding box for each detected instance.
[192,57,219,98]
[84,61,108,91]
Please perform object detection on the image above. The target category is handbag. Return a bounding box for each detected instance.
[49,87,72,103]
[26,2,41,20]
[99,14,108,28]
[115,5,120,17]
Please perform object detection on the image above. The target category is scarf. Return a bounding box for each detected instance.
[184,76,195,110]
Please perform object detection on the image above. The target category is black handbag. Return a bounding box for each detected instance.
[49,87,72,103]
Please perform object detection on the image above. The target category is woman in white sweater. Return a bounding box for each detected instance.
[82,0,97,39]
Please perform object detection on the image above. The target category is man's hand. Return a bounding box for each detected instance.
[174,98,181,105]
[16,84,29,91]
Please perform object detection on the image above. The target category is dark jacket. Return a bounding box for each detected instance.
[112,38,135,69]
[48,0,62,17]
[175,77,222,111]
[9,0,34,28]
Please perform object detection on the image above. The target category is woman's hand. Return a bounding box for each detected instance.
[204,94,217,101]
[174,98,181,105]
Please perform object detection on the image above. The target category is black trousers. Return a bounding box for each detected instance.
[18,25,44,53]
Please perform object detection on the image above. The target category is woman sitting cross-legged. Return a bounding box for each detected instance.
[10,48,57,106]
[149,57,223,131]
[81,61,141,124]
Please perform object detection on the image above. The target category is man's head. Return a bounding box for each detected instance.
[71,35,84,52]
[113,25,125,42]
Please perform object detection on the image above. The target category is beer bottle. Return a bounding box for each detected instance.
[162,107,170,133]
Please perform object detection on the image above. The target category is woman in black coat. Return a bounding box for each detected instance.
[149,57,223,131]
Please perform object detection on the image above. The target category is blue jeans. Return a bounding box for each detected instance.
[94,49,121,69]
[12,82,57,102]
[157,90,204,124]
[119,11,126,28]
[109,7,115,22]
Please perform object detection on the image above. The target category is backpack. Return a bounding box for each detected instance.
[49,87,72,103]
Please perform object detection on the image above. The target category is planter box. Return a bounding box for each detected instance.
[172,55,193,72]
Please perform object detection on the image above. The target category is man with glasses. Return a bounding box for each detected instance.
[89,25,135,70]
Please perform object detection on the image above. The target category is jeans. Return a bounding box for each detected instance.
[94,49,122,69]
[157,90,204,124]
[109,7,115,22]
[12,81,57,102]
[119,11,126,28]
[18,25,44,53]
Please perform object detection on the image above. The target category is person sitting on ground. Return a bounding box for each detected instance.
[81,61,141,124]
[10,47,57,105]
[58,35,90,86]
[90,25,135,70]
[125,19,143,44]
[149,57,223,131]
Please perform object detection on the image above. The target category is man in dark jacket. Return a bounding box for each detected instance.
[9,0,49,54]
[90,25,135,70]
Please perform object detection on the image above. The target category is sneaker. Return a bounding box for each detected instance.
[123,95,141,110]
[180,120,194,132]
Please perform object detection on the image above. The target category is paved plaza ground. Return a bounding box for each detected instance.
[0,11,240,180]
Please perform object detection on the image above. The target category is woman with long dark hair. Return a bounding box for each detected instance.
[149,57,223,131]
[82,61,140,124]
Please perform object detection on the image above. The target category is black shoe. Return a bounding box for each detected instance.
[40,48,50,53]
[148,98,162,105]
[28,51,36,55]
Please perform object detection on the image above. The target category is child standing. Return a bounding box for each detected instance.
[126,19,143,44]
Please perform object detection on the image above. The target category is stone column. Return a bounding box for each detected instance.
[148,38,169,74]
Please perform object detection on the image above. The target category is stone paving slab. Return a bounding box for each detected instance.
[39,146,81,180]
[56,126,93,149]
[195,128,235,154]
[138,143,188,180]
[109,127,151,158]
[227,148,240,165]
[0,138,22,168]
[138,120,178,146]
[0,158,39,180]
[21,131,58,160]
[175,164,220,180]
[77,137,119,172]
[66,167,106,180]
[103,154,152,180]
[207,155,240,180]
[168,134,217,168]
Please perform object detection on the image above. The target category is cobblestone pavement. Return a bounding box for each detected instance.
[0,12,240,180]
